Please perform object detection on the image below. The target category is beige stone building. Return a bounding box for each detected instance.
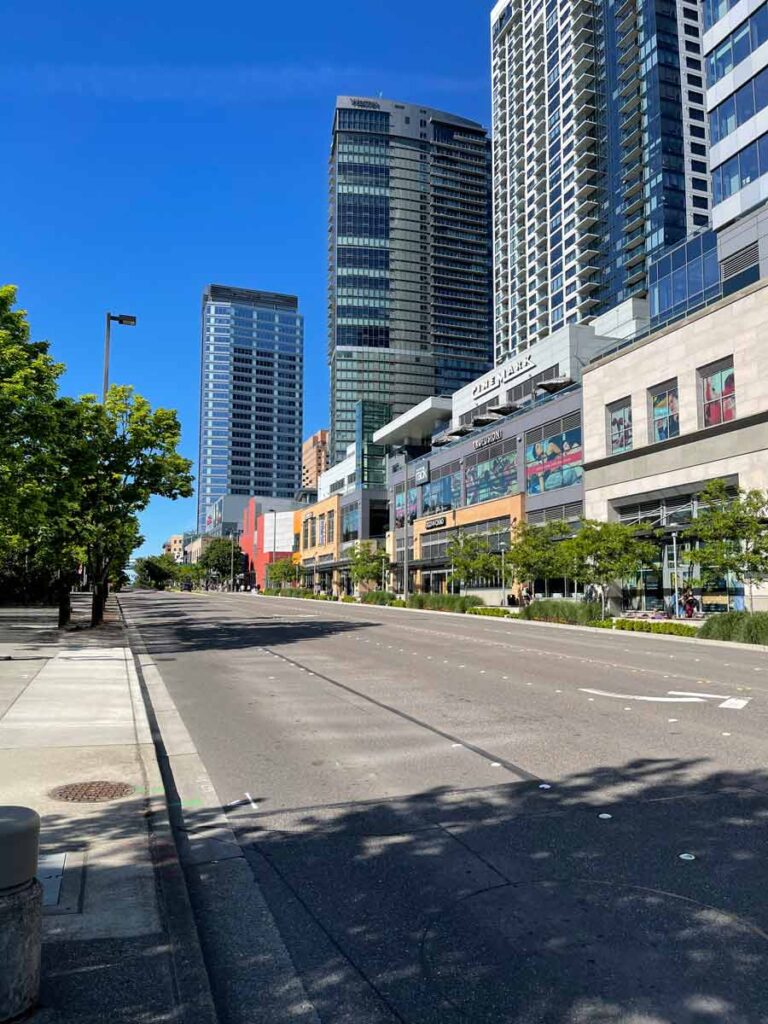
[162,534,185,563]
[301,430,329,490]
[582,280,768,611]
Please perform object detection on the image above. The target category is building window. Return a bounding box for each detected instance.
[649,381,680,442]
[608,398,633,454]
[700,360,736,427]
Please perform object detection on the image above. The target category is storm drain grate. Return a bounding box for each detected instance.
[49,781,135,803]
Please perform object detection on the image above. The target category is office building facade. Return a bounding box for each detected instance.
[491,0,710,364]
[197,285,303,533]
[328,96,494,465]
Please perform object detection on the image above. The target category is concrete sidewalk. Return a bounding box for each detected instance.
[0,599,216,1023]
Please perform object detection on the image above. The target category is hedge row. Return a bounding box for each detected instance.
[591,618,699,637]
[699,611,768,645]
[518,599,605,625]
[466,607,517,618]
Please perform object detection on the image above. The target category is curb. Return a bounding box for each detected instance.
[242,592,768,653]
[118,596,321,1024]
[122,610,220,1024]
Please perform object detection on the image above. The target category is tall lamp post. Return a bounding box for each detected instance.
[229,528,241,593]
[500,540,508,608]
[670,524,681,618]
[397,448,411,601]
[103,313,137,401]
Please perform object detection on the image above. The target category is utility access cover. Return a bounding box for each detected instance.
[49,781,135,803]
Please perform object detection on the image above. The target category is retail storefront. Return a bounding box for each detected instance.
[583,280,768,612]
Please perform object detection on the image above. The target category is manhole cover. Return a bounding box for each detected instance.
[49,781,135,803]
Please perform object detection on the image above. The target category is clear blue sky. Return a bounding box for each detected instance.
[1,0,491,558]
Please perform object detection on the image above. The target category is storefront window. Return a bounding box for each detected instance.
[394,488,419,528]
[317,515,326,546]
[525,426,583,494]
[650,382,680,442]
[465,453,517,506]
[701,361,736,427]
[608,399,633,454]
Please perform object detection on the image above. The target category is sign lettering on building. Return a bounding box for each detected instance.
[425,516,447,531]
[351,98,381,110]
[470,353,536,399]
[473,429,503,450]
[414,463,430,485]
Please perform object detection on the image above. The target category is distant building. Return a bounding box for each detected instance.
[328,96,493,465]
[196,284,304,534]
[301,429,329,490]
[162,535,184,563]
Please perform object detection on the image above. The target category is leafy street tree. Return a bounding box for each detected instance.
[507,520,570,597]
[349,542,390,591]
[568,519,659,617]
[267,556,298,588]
[446,532,497,593]
[199,537,239,584]
[134,554,178,590]
[176,562,205,589]
[74,387,193,625]
[0,285,63,565]
[1,288,193,625]
[683,479,768,612]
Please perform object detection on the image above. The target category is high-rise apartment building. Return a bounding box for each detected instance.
[301,429,329,489]
[491,0,710,364]
[328,96,493,465]
[704,0,768,228]
[197,285,303,534]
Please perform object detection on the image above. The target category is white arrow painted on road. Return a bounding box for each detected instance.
[579,689,705,703]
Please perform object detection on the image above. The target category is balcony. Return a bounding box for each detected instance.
[624,211,645,236]
[625,242,646,266]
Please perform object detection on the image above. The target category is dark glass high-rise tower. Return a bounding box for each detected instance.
[491,0,711,364]
[328,96,493,465]
[197,285,303,533]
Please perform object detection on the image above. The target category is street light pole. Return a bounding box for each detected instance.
[500,541,507,608]
[271,510,278,589]
[103,313,137,401]
[671,527,680,618]
[402,453,410,602]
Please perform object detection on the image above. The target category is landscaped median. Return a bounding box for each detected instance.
[256,590,768,645]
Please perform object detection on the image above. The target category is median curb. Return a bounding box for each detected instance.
[232,591,768,653]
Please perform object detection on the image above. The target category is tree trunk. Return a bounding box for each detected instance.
[91,579,107,627]
[57,578,72,628]
[749,576,755,614]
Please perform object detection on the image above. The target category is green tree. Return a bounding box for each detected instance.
[683,479,768,612]
[569,519,659,617]
[446,532,497,593]
[0,285,63,564]
[507,520,570,597]
[267,557,298,588]
[134,554,178,590]
[72,387,193,624]
[349,542,389,591]
[176,562,205,589]
[199,537,239,584]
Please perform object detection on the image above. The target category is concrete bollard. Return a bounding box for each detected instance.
[0,807,42,1023]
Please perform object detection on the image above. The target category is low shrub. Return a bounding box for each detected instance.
[361,591,397,606]
[466,607,516,618]
[341,595,357,603]
[406,593,484,613]
[699,611,768,645]
[390,599,406,608]
[519,599,604,625]
[611,619,699,637]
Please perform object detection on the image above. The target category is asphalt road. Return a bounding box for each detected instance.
[122,591,768,1024]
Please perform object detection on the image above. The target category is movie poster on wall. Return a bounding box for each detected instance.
[525,427,583,494]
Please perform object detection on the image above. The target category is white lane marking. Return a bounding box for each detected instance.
[580,688,705,703]
[245,791,258,810]
[719,697,750,710]
[668,690,731,699]
[668,718,678,723]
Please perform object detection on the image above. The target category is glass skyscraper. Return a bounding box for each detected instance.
[197,285,303,534]
[328,96,494,465]
[491,0,711,364]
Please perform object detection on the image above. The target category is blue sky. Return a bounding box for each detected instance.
[2,0,491,557]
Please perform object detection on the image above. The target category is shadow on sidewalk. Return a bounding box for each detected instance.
[231,756,768,1024]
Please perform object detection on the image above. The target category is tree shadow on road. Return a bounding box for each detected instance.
[234,756,768,1024]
